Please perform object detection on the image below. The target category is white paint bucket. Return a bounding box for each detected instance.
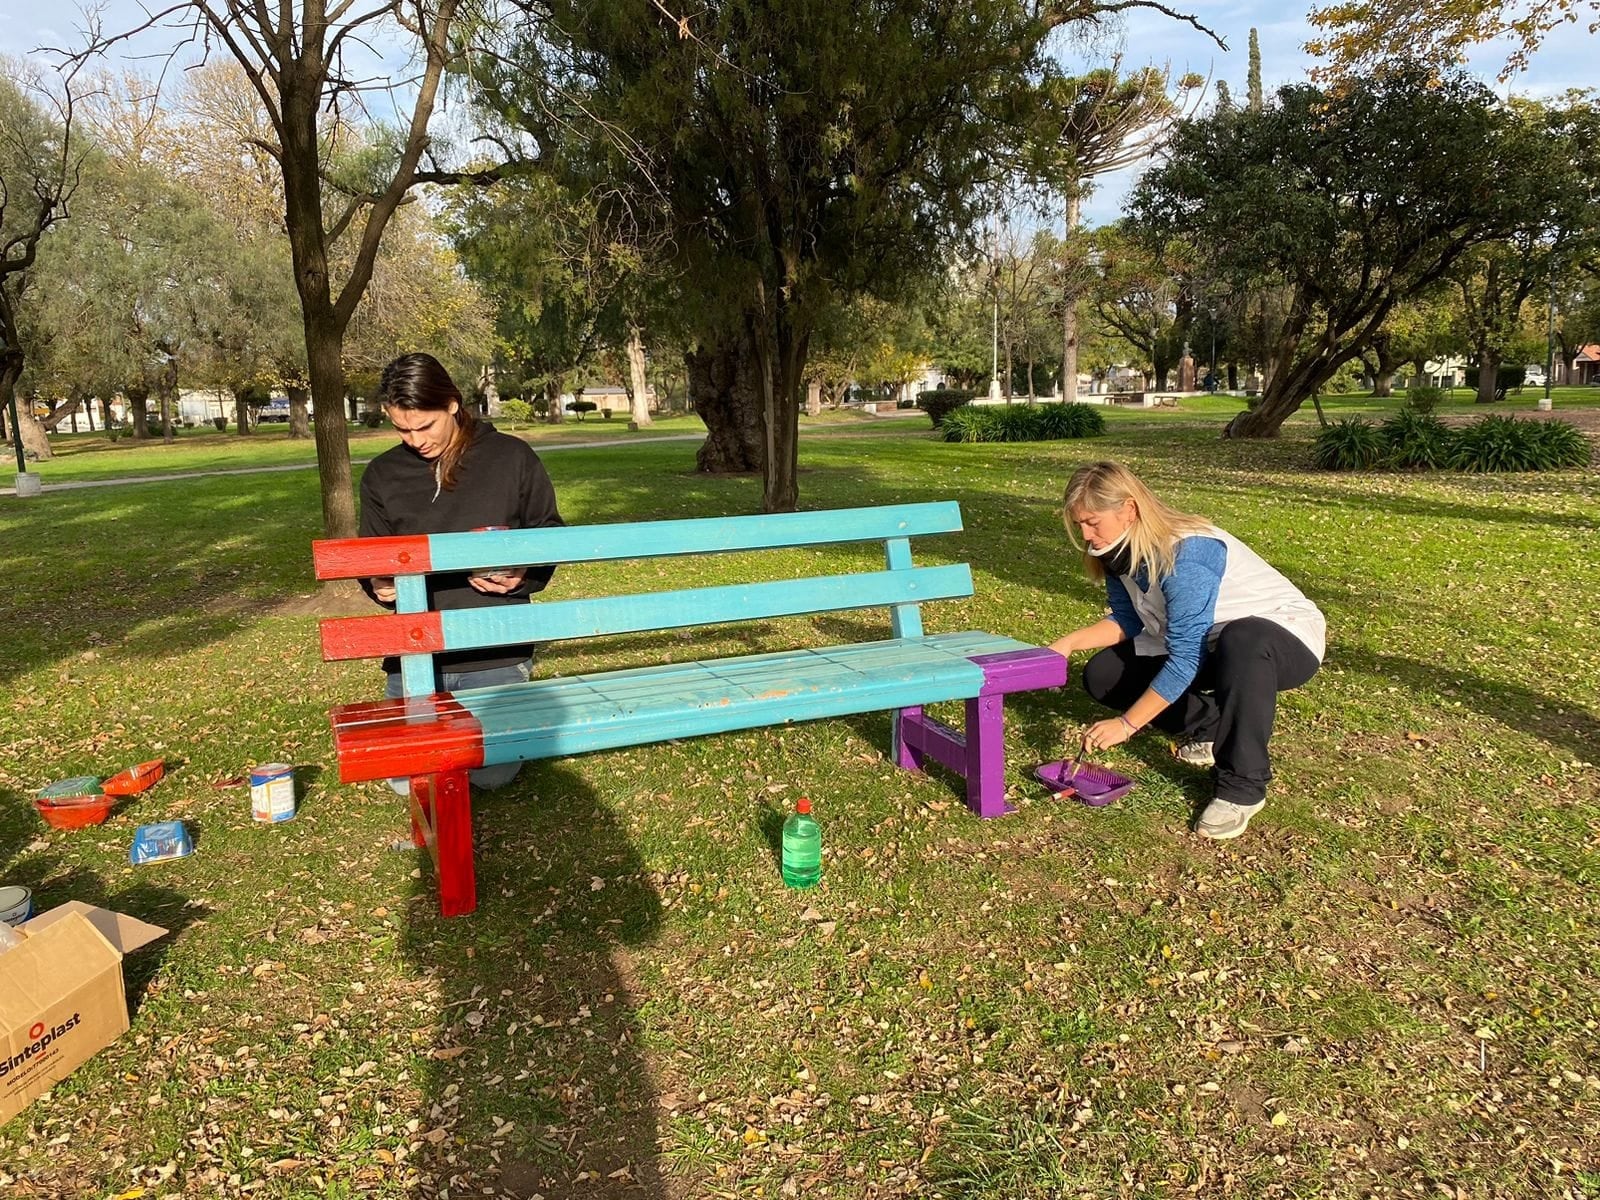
[0,885,34,925]
[250,764,297,823]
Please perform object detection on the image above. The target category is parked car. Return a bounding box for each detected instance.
[1523,365,1548,389]
[258,398,291,421]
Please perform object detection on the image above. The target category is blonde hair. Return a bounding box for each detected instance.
[1062,461,1212,583]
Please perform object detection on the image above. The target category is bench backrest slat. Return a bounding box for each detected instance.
[313,501,963,579]
[322,564,974,662]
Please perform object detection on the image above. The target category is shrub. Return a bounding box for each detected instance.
[938,407,990,442]
[917,389,974,427]
[1033,402,1106,440]
[938,402,1105,444]
[1404,386,1447,414]
[1313,417,1385,470]
[1449,414,1590,472]
[1379,408,1454,469]
[362,411,384,428]
[568,399,598,420]
[499,399,533,426]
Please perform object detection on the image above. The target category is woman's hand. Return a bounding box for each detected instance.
[1082,716,1135,754]
[469,566,528,595]
[1049,632,1083,657]
[370,576,397,604]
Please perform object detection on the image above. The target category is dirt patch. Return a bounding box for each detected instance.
[271,579,373,617]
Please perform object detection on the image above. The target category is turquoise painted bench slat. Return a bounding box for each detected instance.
[313,503,1065,916]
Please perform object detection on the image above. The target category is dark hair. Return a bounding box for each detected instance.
[378,352,477,491]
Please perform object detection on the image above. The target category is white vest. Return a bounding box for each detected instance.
[1122,527,1326,662]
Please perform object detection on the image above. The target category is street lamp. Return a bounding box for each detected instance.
[1206,303,1217,392]
[1541,266,1555,413]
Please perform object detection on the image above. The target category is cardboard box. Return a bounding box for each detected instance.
[0,901,167,1124]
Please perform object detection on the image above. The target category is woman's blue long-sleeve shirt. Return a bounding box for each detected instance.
[1105,536,1228,703]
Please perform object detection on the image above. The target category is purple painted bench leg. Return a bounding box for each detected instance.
[893,647,1067,819]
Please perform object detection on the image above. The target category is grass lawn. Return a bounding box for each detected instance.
[1,407,1597,1199]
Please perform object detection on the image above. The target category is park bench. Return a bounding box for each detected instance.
[312,502,1066,916]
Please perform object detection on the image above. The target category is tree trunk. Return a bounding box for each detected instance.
[288,384,311,438]
[688,330,763,474]
[1060,189,1082,402]
[806,378,822,417]
[1225,351,1353,437]
[159,354,178,445]
[624,324,653,429]
[14,408,50,462]
[1026,354,1035,402]
[306,319,357,538]
[1475,348,1500,404]
[1226,361,1238,390]
[234,388,253,434]
[754,305,807,514]
[127,385,151,439]
[2,352,52,462]
[1002,337,1014,401]
[544,376,564,423]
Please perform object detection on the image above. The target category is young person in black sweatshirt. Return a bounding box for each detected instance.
[359,352,564,791]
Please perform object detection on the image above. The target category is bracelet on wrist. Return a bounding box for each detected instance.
[1118,715,1139,735]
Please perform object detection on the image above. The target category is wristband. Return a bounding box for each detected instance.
[1118,715,1139,735]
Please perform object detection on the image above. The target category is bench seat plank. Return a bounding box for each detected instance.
[330,631,1036,783]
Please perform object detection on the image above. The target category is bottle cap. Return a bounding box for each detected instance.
[796,796,811,814]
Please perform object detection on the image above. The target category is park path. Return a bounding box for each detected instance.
[0,419,933,498]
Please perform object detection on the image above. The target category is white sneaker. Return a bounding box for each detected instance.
[1196,798,1264,840]
[1176,741,1215,767]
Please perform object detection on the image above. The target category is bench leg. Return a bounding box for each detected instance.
[893,707,925,772]
[964,693,1012,819]
[409,769,477,918]
[894,700,1013,820]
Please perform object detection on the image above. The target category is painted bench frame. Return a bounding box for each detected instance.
[313,502,1065,916]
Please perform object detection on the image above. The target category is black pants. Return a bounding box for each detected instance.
[1082,617,1320,806]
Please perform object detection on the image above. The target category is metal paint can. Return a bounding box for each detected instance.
[250,764,297,823]
[0,885,34,926]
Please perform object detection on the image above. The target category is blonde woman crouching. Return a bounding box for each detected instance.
[1049,461,1325,840]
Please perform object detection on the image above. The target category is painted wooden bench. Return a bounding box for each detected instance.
[312,502,1065,916]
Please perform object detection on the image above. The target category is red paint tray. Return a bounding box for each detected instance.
[1034,759,1135,806]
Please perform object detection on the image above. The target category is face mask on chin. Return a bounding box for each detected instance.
[1088,526,1135,577]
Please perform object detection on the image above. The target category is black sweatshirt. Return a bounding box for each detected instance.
[358,421,564,674]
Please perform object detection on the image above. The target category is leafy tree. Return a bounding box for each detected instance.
[0,62,89,466]
[447,172,637,425]
[90,0,506,537]
[477,0,1189,511]
[1246,29,1262,112]
[1021,63,1201,400]
[1131,66,1551,437]
[1364,288,1464,395]
[1307,0,1597,78]
[1089,224,1182,389]
[1448,96,1600,403]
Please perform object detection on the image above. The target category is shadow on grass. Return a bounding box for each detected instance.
[399,763,666,1200]
[1332,644,1600,764]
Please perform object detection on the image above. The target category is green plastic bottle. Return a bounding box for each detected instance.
[781,796,822,889]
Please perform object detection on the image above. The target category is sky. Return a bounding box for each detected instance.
[3,0,1597,229]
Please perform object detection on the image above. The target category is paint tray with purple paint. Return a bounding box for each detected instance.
[1034,758,1135,806]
